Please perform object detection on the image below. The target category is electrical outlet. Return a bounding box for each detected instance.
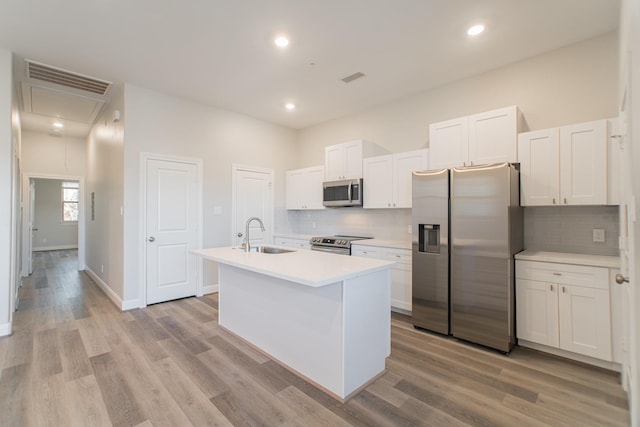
[593,228,605,243]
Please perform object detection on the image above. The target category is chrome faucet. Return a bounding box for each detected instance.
[244,216,265,252]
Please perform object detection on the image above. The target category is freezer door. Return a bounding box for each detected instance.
[450,163,521,352]
[411,169,450,334]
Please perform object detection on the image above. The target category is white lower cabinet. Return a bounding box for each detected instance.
[274,237,310,250]
[516,260,612,361]
[352,244,411,312]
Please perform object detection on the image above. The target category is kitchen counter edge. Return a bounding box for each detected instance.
[515,250,621,269]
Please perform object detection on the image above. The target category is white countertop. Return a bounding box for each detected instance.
[274,233,315,241]
[515,250,620,269]
[351,239,412,250]
[192,246,395,287]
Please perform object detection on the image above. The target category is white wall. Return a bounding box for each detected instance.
[121,84,297,305]
[21,131,86,176]
[296,32,618,165]
[85,85,125,302]
[0,49,19,336]
[31,179,78,250]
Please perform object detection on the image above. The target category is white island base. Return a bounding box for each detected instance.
[218,264,390,401]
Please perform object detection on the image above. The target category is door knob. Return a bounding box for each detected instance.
[237,232,243,237]
[148,236,155,242]
[615,273,629,284]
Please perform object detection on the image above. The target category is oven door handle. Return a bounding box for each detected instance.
[311,246,350,255]
[348,182,352,203]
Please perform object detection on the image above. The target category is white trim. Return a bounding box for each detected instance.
[0,322,11,337]
[85,267,139,311]
[139,153,203,307]
[33,244,78,252]
[22,173,86,275]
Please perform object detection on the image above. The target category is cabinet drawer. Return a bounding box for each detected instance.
[351,247,381,258]
[275,238,310,250]
[383,249,411,269]
[516,260,608,290]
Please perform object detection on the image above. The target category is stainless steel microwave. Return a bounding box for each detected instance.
[322,178,363,207]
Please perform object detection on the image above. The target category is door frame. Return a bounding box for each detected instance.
[230,164,275,246]
[21,173,86,277]
[139,152,203,307]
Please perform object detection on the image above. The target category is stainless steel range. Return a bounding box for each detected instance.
[309,235,372,255]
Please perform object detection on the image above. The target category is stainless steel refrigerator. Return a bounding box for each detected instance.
[411,162,523,352]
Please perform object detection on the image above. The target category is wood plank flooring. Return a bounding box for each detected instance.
[0,249,630,426]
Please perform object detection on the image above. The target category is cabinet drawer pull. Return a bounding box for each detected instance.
[553,272,562,276]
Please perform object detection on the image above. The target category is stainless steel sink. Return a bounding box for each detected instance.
[248,246,294,254]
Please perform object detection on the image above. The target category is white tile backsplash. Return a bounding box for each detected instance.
[282,208,412,240]
[523,206,619,256]
[280,205,620,257]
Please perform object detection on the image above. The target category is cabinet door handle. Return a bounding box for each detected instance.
[550,284,554,291]
[552,198,556,205]
[564,198,567,204]
[562,286,566,293]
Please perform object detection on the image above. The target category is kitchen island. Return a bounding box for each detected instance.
[192,246,395,401]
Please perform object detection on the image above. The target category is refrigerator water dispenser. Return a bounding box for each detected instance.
[419,224,440,254]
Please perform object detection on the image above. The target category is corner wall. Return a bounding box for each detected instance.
[85,85,125,306]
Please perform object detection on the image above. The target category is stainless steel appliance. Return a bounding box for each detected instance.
[310,235,371,255]
[412,162,523,353]
[322,178,363,207]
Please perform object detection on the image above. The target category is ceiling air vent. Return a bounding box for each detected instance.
[341,72,365,83]
[26,60,111,96]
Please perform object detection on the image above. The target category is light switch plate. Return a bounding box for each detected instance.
[593,228,605,243]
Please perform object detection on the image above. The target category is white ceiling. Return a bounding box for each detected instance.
[0,0,620,136]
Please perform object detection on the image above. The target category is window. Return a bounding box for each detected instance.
[62,181,79,222]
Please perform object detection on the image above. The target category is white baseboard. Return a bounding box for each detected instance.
[84,268,124,310]
[0,322,11,337]
[203,284,219,294]
[33,244,78,252]
[122,298,142,311]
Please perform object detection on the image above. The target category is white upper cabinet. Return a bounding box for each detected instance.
[363,149,428,209]
[518,128,560,206]
[285,166,325,210]
[519,119,608,206]
[559,120,607,205]
[468,106,520,165]
[429,106,521,169]
[428,117,468,169]
[325,139,387,181]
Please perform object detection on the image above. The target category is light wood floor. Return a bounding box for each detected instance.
[0,250,630,426]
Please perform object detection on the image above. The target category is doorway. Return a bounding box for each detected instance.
[21,174,85,278]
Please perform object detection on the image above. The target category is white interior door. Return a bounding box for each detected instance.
[232,166,274,247]
[146,158,200,304]
[28,179,35,275]
[618,52,637,419]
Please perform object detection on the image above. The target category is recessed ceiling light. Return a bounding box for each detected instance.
[467,24,485,36]
[53,121,64,128]
[285,103,296,110]
[275,36,289,47]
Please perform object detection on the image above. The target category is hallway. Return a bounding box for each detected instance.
[0,250,630,426]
